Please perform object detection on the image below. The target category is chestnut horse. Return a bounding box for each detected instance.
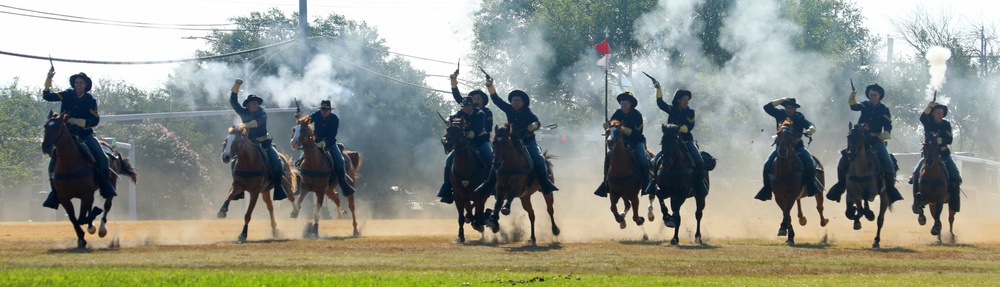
[604,120,646,230]
[652,124,707,245]
[484,123,560,244]
[844,122,893,248]
[916,133,956,243]
[41,111,137,249]
[770,119,828,246]
[289,117,363,237]
[218,126,298,242]
[442,117,488,243]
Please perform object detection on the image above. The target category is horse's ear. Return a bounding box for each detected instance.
[494,125,499,133]
[48,110,55,118]
[848,122,852,132]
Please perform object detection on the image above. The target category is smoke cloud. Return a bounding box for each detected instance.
[924,46,952,104]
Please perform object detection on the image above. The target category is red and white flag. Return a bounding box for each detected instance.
[594,39,611,69]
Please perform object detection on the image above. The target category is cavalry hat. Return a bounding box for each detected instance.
[616,91,638,107]
[319,100,333,109]
[932,104,948,117]
[672,89,692,107]
[460,97,475,106]
[508,90,530,107]
[468,89,489,106]
[781,97,801,108]
[69,72,92,93]
[865,83,886,100]
[242,94,263,107]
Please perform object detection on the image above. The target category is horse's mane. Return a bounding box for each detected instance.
[780,118,793,129]
[228,125,248,134]
[297,117,311,124]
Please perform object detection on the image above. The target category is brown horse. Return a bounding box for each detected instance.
[288,117,362,237]
[770,119,829,245]
[916,133,956,243]
[844,122,893,248]
[604,120,646,230]
[653,124,707,245]
[443,117,488,243]
[484,123,560,244]
[218,126,298,243]
[41,111,138,249]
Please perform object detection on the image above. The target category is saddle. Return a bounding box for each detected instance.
[72,136,96,164]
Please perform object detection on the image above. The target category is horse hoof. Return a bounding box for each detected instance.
[777,228,787,237]
[237,234,247,243]
[455,237,465,244]
[527,239,536,246]
[853,222,862,230]
[619,221,627,230]
[352,230,361,237]
[872,243,880,249]
[636,217,645,226]
[918,214,927,226]
[217,211,227,219]
[864,210,875,221]
[647,207,655,221]
[820,218,829,227]
[87,225,96,235]
[614,214,625,223]
[552,226,561,236]
[799,217,807,226]
[696,236,703,245]
[670,238,679,245]
[786,239,795,246]
[931,226,941,236]
[501,208,511,216]
[98,225,107,238]
[77,239,87,249]
[290,211,299,219]
[642,234,649,241]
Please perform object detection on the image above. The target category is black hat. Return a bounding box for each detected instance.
[69,72,92,93]
[508,90,530,107]
[319,100,333,110]
[242,94,263,107]
[865,84,885,100]
[460,97,475,107]
[781,98,801,108]
[932,104,948,117]
[468,89,489,106]
[672,89,692,107]
[616,92,638,107]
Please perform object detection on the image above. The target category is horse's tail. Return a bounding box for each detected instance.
[346,151,363,179]
[543,150,556,182]
[278,152,298,192]
[116,155,138,184]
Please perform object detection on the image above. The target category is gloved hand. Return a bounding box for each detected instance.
[878,132,891,141]
[622,127,633,136]
[603,122,610,130]
[771,98,787,107]
[316,140,326,149]
[44,69,55,90]
[679,125,689,133]
[848,91,858,105]
[67,118,86,128]
[450,73,458,88]
[485,78,496,95]
[805,126,816,136]
[654,82,663,99]
[936,137,943,145]
[465,131,475,139]
[231,79,243,94]
[924,101,938,114]
[527,122,540,132]
[244,120,258,128]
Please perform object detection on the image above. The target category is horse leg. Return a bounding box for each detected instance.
[694,195,705,245]
[329,185,346,219]
[80,196,96,235]
[239,192,259,243]
[283,175,299,218]
[99,197,112,238]
[631,192,644,226]
[863,200,875,222]
[290,185,306,219]
[873,195,889,249]
[501,186,516,216]
[455,196,466,243]
[219,185,236,219]
[930,202,944,241]
[647,193,656,222]
[311,190,325,239]
[668,194,684,245]
[658,191,671,227]
[347,194,359,237]
[610,193,626,229]
[519,196,536,245]
[814,193,829,227]
[796,198,807,226]
[486,190,504,233]
[948,208,956,244]
[543,192,559,236]
[262,192,279,238]
[61,200,87,249]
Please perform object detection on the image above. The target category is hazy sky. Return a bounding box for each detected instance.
[0,0,992,96]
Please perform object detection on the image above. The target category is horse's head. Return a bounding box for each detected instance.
[922,131,941,164]
[443,117,469,154]
[290,117,315,150]
[774,118,799,158]
[606,119,625,148]
[660,124,682,155]
[222,125,248,164]
[41,111,68,155]
[492,123,515,164]
[846,122,868,159]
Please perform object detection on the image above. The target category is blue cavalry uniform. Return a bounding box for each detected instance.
[642,88,707,197]
[452,86,495,147]
[827,84,904,203]
[755,98,821,201]
[593,92,650,198]
[911,102,962,213]
[305,100,357,197]
[229,82,287,201]
[41,72,116,209]
[437,97,489,203]
[474,87,559,195]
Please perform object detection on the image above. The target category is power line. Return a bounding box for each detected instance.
[0,39,300,65]
[0,4,237,27]
[0,10,245,31]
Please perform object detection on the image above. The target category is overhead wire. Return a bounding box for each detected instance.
[0,38,301,65]
[0,4,237,27]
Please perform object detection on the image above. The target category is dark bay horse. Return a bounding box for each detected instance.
[288,117,363,237]
[41,111,137,249]
[653,124,707,245]
[443,117,488,243]
[770,119,829,245]
[604,120,646,230]
[845,122,893,248]
[485,123,560,244]
[916,133,956,243]
[218,126,298,243]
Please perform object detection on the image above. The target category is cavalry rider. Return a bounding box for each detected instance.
[474,78,560,195]
[910,100,962,213]
[643,83,707,197]
[436,97,488,203]
[229,79,287,201]
[593,91,650,197]
[450,71,494,148]
[754,98,821,201]
[300,100,357,197]
[41,71,116,209]
[826,84,904,203]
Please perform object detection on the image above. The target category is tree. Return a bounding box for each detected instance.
[0,81,48,188]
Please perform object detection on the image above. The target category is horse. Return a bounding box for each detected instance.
[41,111,138,249]
[288,117,363,238]
[844,122,893,248]
[218,125,298,243]
[769,119,829,245]
[916,132,956,243]
[604,120,646,230]
[442,117,488,243]
[652,124,707,245]
[484,123,560,244]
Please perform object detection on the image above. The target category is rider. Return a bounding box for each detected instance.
[437,97,488,203]
[229,79,287,201]
[755,98,821,201]
[910,100,962,213]
[41,71,116,209]
[301,100,357,197]
[593,91,649,198]
[826,84,904,203]
[642,84,707,197]
[474,79,560,195]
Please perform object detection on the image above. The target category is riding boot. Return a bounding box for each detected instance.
[272,174,288,201]
[755,172,772,201]
[948,183,961,212]
[474,169,496,196]
[593,182,608,198]
[535,166,559,193]
[42,178,59,210]
[803,170,820,197]
[96,170,117,199]
[826,168,847,203]
[885,172,904,203]
[694,168,708,197]
[911,181,924,214]
[438,182,454,204]
[335,171,357,197]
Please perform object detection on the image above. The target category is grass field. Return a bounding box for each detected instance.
[1,219,999,286]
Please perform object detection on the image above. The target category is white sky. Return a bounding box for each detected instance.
[0,0,993,95]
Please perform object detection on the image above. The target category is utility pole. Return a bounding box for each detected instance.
[299,0,309,73]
